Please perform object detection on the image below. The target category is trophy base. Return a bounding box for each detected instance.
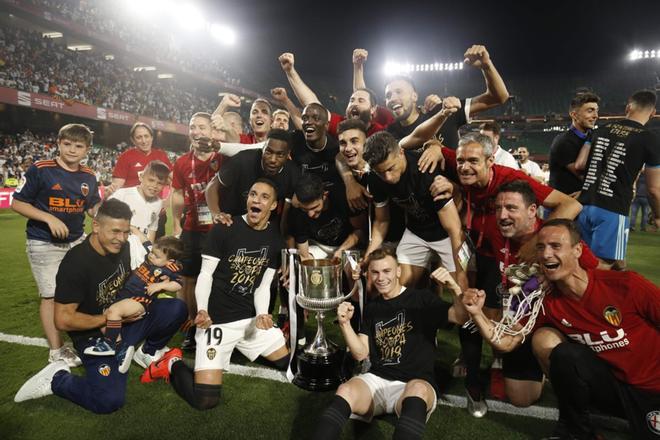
[293,348,346,392]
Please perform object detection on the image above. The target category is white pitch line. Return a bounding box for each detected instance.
[1,331,561,420]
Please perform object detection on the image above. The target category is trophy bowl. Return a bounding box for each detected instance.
[292,256,360,391]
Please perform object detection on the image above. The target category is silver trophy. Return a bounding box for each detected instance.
[284,250,361,391]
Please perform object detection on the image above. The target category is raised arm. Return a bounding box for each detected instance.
[271,87,303,130]
[337,301,369,361]
[352,48,368,91]
[543,189,583,220]
[462,289,523,352]
[463,45,509,116]
[399,97,461,149]
[279,52,322,107]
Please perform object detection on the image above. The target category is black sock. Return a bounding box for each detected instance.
[393,396,428,440]
[169,361,221,410]
[459,326,483,394]
[313,395,352,440]
[270,354,289,371]
[105,319,122,345]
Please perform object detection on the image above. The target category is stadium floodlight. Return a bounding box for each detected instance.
[383,58,465,76]
[629,48,659,61]
[158,73,175,79]
[174,3,206,31]
[104,54,115,61]
[67,44,92,51]
[42,32,62,39]
[133,66,157,72]
[210,24,236,46]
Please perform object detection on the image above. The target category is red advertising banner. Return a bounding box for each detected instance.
[0,188,15,209]
[0,87,189,136]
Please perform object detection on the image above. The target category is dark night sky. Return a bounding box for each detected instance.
[195,0,660,97]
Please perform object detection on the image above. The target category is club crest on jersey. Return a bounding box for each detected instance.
[603,306,622,326]
[98,364,111,377]
[207,348,217,360]
[647,410,660,434]
[154,269,162,277]
[81,182,89,197]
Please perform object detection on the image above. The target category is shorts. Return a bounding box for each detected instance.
[26,236,85,298]
[194,318,286,372]
[181,230,208,277]
[502,338,544,382]
[396,229,455,272]
[577,205,629,261]
[350,373,437,422]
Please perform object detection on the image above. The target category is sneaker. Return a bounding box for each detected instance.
[49,345,83,367]
[83,338,115,357]
[133,344,170,369]
[15,360,70,402]
[117,344,135,374]
[466,387,488,418]
[140,347,183,384]
[451,356,467,378]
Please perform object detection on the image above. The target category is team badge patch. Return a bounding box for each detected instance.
[207,348,217,360]
[98,364,111,377]
[81,182,89,197]
[647,410,660,435]
[310,270,323,286]
[603,306,622,326]
[154,269,162,277]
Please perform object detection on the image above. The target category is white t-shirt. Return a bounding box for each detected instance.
[520,159,543,179]
[494,146,519,169]
[110,186,162,235]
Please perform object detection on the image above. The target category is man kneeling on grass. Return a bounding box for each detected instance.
[313,247,469,439]
[140,179,289,410]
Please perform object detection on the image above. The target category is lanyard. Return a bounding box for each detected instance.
[501,238,510,286]
[569,125,589,140]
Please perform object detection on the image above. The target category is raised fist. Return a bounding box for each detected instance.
[279,52,295,72]
[270,87,288,103]
[352,48,368,65]
[336,301,355,326]
[440,96,461,116]
[221,93,241,108]
[422,94,442,114]
[463,45,491,69]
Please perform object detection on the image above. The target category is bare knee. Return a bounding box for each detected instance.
[402,379,434,408]
[532,327,566,375]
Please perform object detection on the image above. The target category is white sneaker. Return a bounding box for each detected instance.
[15,360,70,402]
[49,345,82,368]
[117,345,135,374]
[132,344,170,369]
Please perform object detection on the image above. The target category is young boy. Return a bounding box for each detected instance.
[109,160,169,242]
[84,235,184,362]
[12,124,101,367]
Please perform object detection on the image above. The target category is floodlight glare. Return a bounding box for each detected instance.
[210,24,236,45]
[175,3,206,31]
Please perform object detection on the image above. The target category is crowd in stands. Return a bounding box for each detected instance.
[24,0,240,86]
[0,25,217,124]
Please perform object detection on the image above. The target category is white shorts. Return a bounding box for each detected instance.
[194,318,286,372]
[350,373,437,422]
[396,229,455,272]
[26,237,85,298]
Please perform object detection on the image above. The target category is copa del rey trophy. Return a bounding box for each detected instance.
[283,250,361,391]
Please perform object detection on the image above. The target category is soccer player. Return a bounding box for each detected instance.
[109,160,170,242]
[11,123,101,367]
[171,112,223,350]
[576,90,660,269]
[272,109,291,131]
[215,94,272,144]
[480,180,600,407]
[290,174,366,260]
[14,199,188,413]
[313,247,469,439]
[140,179,289,411]
[462,219,660,440]
[548,92,600,197]
[362,131,467,290]
[356,45,510,149]
[205,129,298,229]
[279,52,386,137]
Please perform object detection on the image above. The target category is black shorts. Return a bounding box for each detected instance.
[475,253,501,309]
[181,230,208,277]
[615,379,660,439]
[502,338,544,382]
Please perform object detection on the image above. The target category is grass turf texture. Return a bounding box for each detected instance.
[1,210,654,439]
